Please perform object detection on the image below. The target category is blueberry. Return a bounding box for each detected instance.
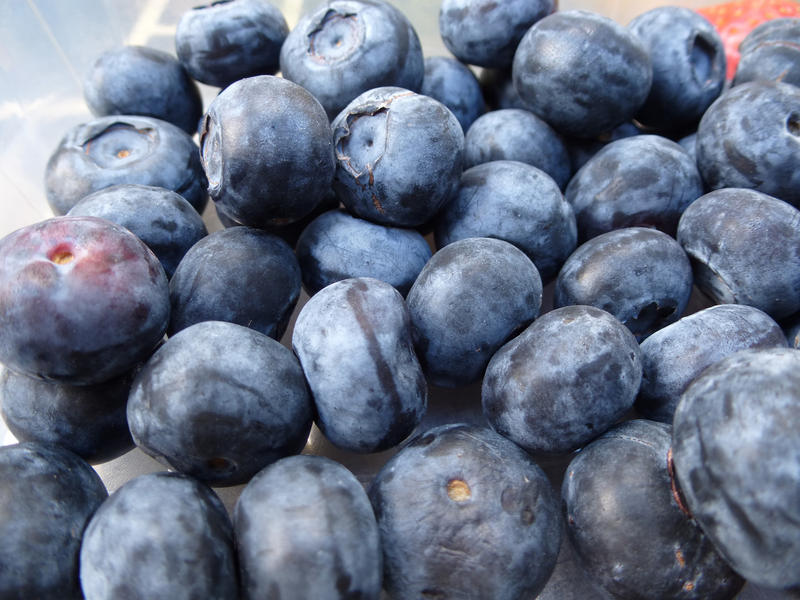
[438,0,555,69]
[733,17,800,88]
[483,305,642,455]
[555,227,693,341]
[462,109,571,189]
[127,321,313,486]
[175,0,289,88]
[295,209,432,297]
[331,86,464,227]
[565,135,704,242]
[83,45,203,135]
[628,6,726,135]
[168,226,301,339]
[563,420,745,599]
[0,442,107,600]
[421,55,485,132]
[234,455,381,599]
[0,216,169,385]
[672,347,800,589]
[199,75,334,227]
[368,423,561,599]
[406,237,542,387]
[695,81,800,206]
[45,115,208,215]
[512,10,652,138]
[434,160,577,282]
[79,471,238,600]
[280,0,424,118]
[67,184,208,279]
[292,277,426,453]
[636,304,787,423]
[0,365,135,464]
[676,188,800,321]
[565,120,642,174]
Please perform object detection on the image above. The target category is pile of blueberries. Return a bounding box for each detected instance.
[1,0,799,598]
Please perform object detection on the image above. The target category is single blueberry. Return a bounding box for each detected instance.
[421,55,485,132]
[733,17,800,88]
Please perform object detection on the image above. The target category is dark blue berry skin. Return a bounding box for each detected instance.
[280,0,424,119]
[695,81,800,207]
[438,0,555,69]
[628,6,726,135]
[512,10,652,139]
[168,226,301,340]
[368,423,562,600]
[463,109,571,189]
[434,160,576,282]
[45,115,208,216]
[677,188,800,321]
[0,366,135,464]
[199,75,334,227]
[563,420,745,600]
[127,321,313,486]
[331,87,464,228]
[734,18,800,88]
[234,455,382,600]
[406,237,542,388]
[565,135,704,242]
[83,45,203,136]
[554,227,693,341]
[67,184,207,279]
[79,471,238,600]
[421,56,485,132]
[636,304,787,423]
[672,347,800,589]
[175,0,289,88]
[0,442,107,600]
[295,209,431,296]
[292,278,427,453]
[0,216,169,385]
[483,305,642,456]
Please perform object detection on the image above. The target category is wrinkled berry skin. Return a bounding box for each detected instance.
[439,0,555,69]
[677,188,800,321]
[83,45,203,135]
[672,347,800,589]
[168,227,301,339]
[67,184,208,279]
[175,0,289,88]
[280,0,424,118]
[127,321,313,486]
[421,56,485,132]
[296,209,431,296]
[80,472,238,600]
[0,216,169,385]
[434,160,577,282]
[407,237,542,387]
[332,87,464,227]
[563,420,745,600]
[463,108,571,189]
[0,442,107,600]
[565,135,704,242]
[234,455,382,600]
[733,17,800,88]
[483,305,642,455]
[695,81,800,207]
[628,6,726,134]
[0,366,135,464]
[292,278,426,453]
[555,227,693,341]
[45,115,208,215]
[200,75,334,227]
[369,423,561,600]
[636,304,787,423]
[512,10,652,138]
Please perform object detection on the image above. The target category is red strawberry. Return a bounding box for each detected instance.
[697,0,800,79]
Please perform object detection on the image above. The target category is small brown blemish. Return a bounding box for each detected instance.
[372,193,384,213]
[683,581,695,592]
[447,479,471,502]
[367,163,374,186]
[676,549,686,567]
[48,244,74,265]
[116,149,131,159]
[667,448,692,518]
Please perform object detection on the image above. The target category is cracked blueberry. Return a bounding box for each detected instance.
[733,17,800,88]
